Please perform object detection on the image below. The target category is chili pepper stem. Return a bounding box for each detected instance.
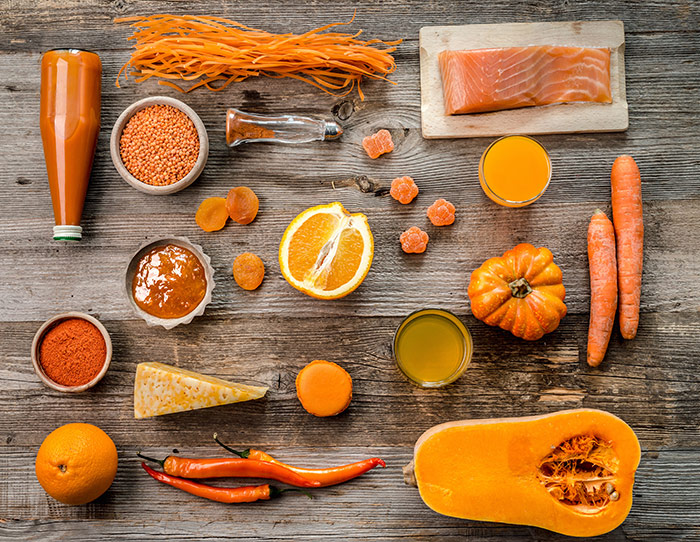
[137,452,166,467]
[213,433,250,458]
[269,486,314,500]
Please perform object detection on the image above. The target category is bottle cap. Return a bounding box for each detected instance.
[53,225,82,241]
[323,121,343,140]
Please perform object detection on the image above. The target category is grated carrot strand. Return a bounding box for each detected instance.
[114,13,401,99]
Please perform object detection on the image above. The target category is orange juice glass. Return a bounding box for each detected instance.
[479,135,551,208]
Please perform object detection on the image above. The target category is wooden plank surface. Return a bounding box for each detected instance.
[419,20,629,138]
[1,0,699,540]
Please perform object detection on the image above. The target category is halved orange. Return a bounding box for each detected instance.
[279,202,374,299]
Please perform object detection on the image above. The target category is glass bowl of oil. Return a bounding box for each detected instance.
[393,309,473,388]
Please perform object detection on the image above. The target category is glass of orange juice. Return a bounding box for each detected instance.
[479,135,551,208]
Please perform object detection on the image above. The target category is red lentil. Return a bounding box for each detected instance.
[39,318,107,387]
[119,104,200,186]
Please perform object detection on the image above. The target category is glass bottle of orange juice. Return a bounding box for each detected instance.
[478,135,551,208]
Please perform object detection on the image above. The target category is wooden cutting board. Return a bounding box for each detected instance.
[419,20,628,139]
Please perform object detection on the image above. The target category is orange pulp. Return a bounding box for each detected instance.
[479,135,551,208]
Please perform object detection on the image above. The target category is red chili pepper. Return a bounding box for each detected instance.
[138,453,321,488]
[213,434,386,487]
[142,463,294,503]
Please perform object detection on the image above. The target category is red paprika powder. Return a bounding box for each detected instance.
[39,318,106,386]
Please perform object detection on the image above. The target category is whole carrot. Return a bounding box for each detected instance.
[141,463,297,504]
[138,453,321,488]
[611,155,644,339]
[587,210,618,367]
[213,434,386,487]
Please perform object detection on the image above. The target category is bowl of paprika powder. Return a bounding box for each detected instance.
[31,312,112,392]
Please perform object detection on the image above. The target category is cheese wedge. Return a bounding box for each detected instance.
[134,362,268,419]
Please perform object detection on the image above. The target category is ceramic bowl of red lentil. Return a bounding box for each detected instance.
[31,312,112,393]
[110,96,209,195]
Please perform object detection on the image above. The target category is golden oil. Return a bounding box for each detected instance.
[393,309,472,388]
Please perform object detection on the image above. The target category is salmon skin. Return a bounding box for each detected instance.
[438,46,612,115]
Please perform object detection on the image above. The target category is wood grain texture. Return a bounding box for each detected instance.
[1,0,699,540]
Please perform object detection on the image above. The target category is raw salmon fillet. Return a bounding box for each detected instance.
[438,46,612,115]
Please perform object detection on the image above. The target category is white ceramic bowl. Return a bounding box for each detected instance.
[31,312,112,393]
[124,237,216,329]
[110,96,209,195]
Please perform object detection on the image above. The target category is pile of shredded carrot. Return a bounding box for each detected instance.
[115,13,401,99]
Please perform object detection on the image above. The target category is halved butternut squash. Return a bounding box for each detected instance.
[403,409,640,537]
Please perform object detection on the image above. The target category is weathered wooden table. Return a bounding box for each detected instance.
[2,1,699,540]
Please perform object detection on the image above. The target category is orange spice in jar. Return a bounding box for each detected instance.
[39,318,107,387]
[132,244,207,319]
[119,104,200,186]
[225,110,275,146]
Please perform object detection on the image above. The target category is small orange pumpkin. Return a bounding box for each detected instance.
[468,243,566,340]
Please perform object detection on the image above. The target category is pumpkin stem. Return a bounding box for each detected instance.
[508,277,533,298]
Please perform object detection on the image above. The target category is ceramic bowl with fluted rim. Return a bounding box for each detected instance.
[31,312,112,393]
[110,96,209,195]
[124,237,216,330]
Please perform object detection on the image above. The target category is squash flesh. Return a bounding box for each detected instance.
[413,409,640,537]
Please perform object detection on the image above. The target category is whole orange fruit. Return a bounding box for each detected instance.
[35,423,118,505]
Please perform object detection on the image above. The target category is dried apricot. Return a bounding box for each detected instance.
[362,129,394,159]
[400,226,429,254]
[195,197,229,232]
[390,176,419,204]
[233,252,265,290]
[427,198,456,226]
[226,186,259,225]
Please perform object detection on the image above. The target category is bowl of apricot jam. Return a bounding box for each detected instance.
[125,237,215,329]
